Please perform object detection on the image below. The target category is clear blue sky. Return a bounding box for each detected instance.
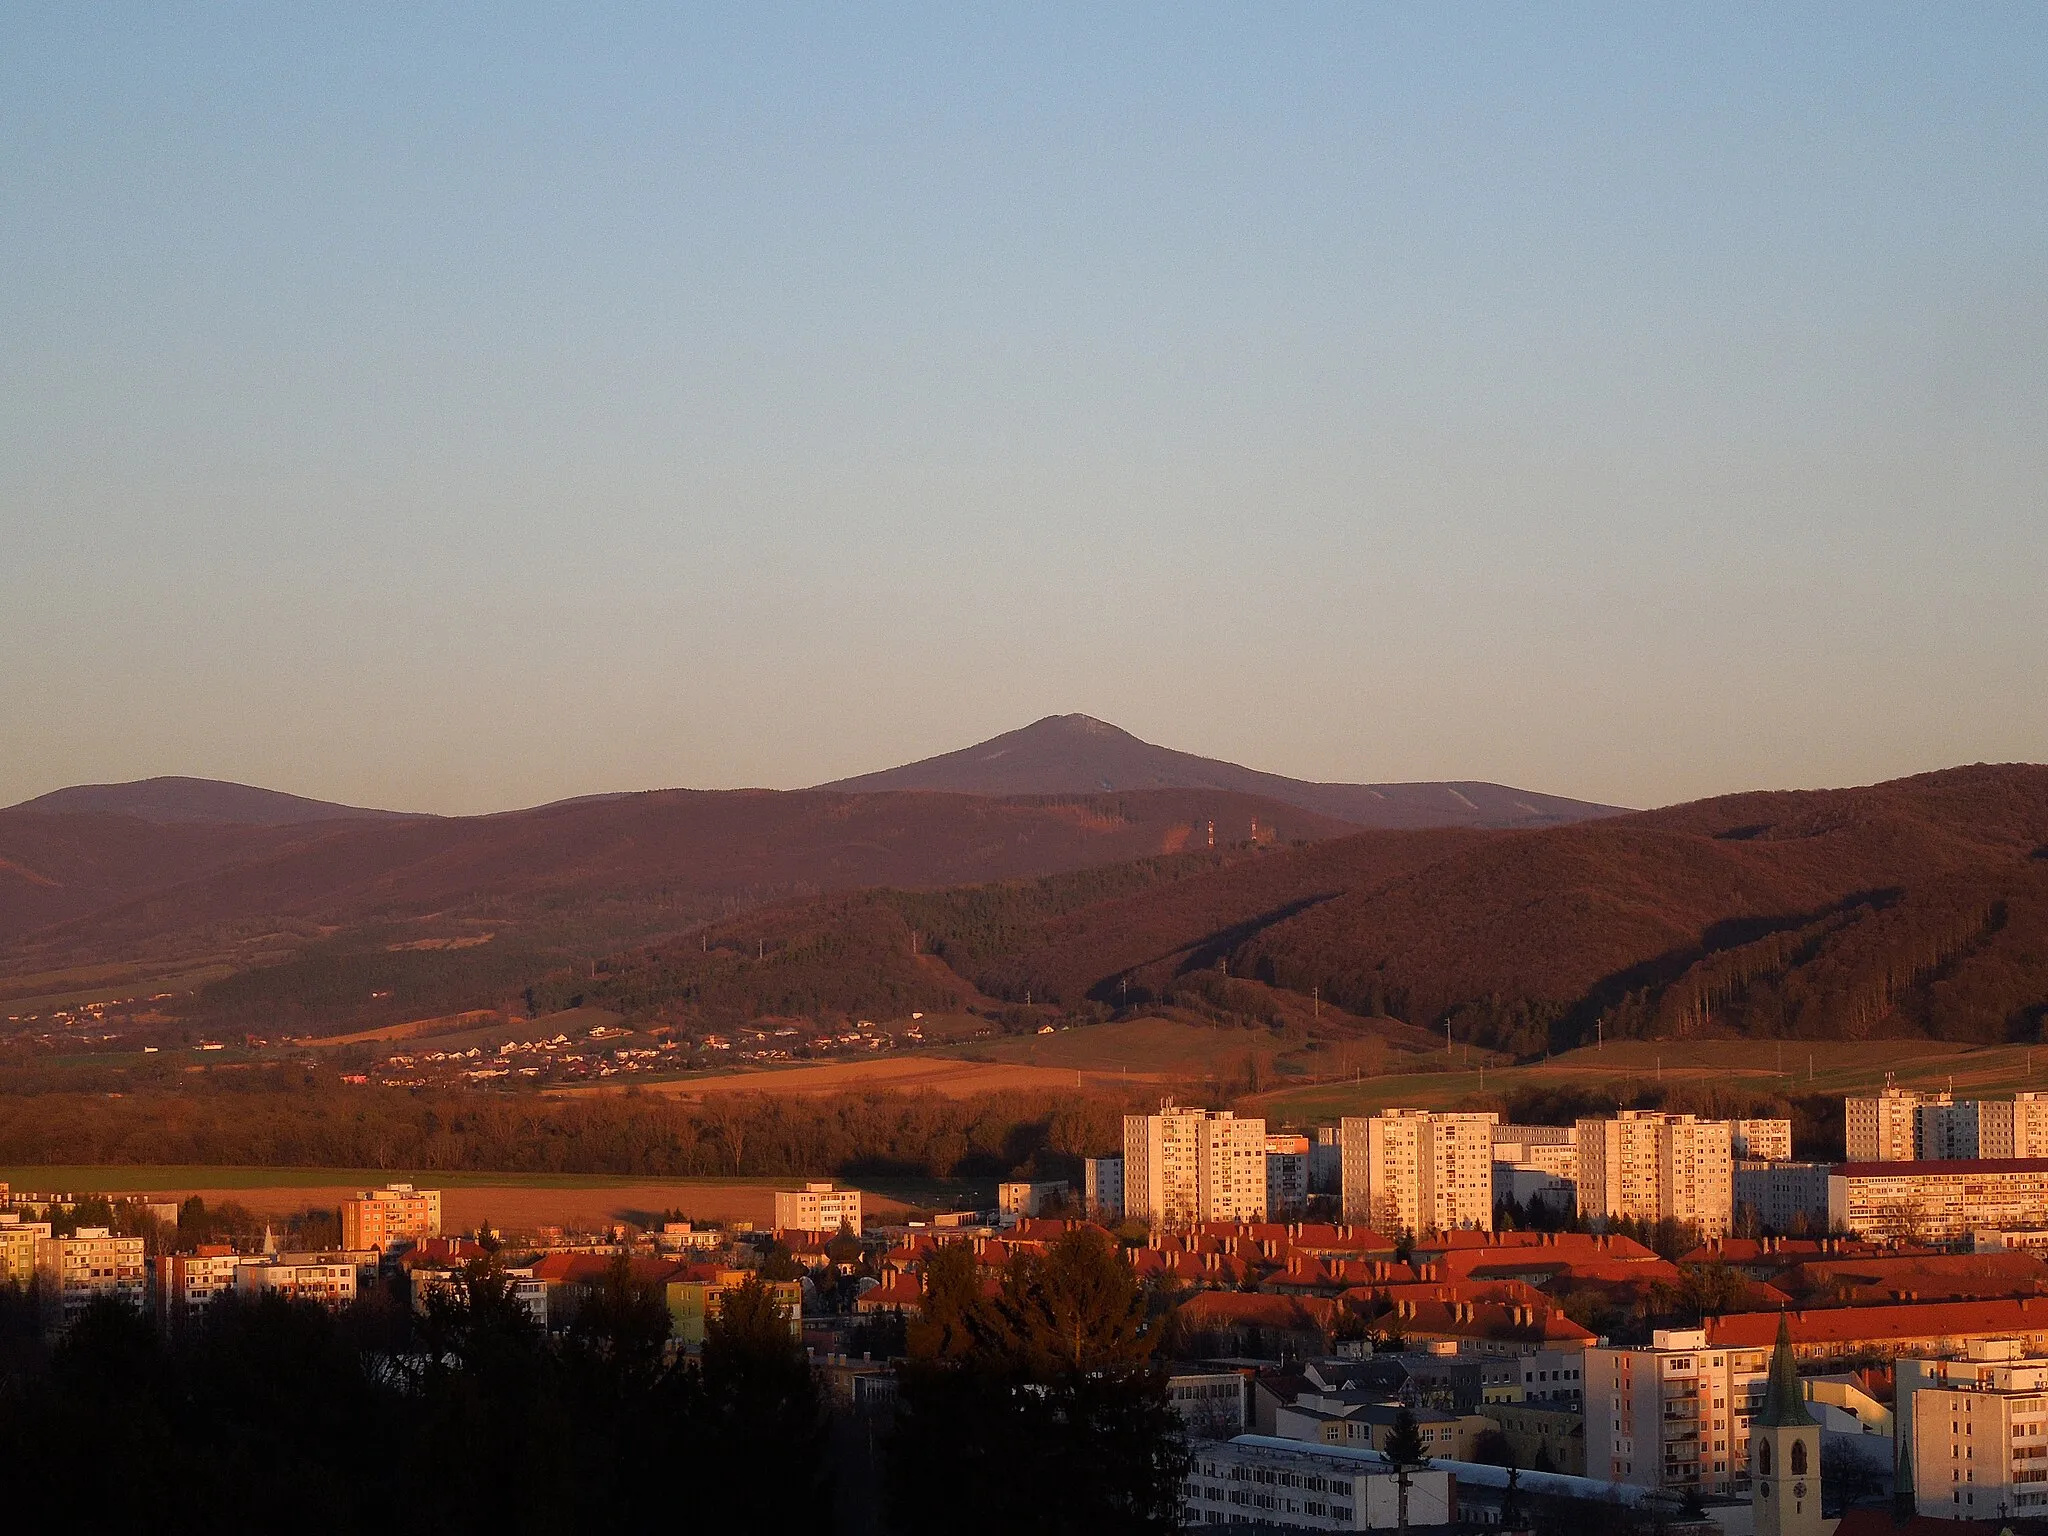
[4,6,2043,814]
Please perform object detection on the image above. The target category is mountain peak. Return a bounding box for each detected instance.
[818,717,1624,830]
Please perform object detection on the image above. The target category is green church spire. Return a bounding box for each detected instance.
[1754,1314,1817,1428]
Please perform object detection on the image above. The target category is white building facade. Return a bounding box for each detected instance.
[1340,1110,1497,1235]
[1124,1105,1268,1225]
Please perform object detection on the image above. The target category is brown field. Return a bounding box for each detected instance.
[157,1180,911,1234]
[557,1053,1170,1100]
[300,1009,503,1047]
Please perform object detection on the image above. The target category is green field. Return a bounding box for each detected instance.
[1249,1037,2048,1120]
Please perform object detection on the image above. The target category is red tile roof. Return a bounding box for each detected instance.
[1178,1292,1341,1336]
[1345,1292,1597,1345]
[1707,1296,2048,1349]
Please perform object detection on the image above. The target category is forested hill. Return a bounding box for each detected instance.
[539,764,2048,1056]
[10,762,2046,1057]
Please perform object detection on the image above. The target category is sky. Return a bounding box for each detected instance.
[4,6,2044,816]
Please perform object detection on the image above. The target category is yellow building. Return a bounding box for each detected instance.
[0,1214,51,1286]
[665,1266,802,1348]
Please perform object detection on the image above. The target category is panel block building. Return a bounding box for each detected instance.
[1124,1104,1267,1225]
[1340,1109,1497,1235]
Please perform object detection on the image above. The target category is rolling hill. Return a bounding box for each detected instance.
[5,776,416,825]
[0,786,1355,1024]
[531,764,2048,1056]
[819,713,1625,830]
[9,734,2042,1061]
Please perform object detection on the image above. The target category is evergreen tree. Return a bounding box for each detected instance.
[888,1229,1188,1536]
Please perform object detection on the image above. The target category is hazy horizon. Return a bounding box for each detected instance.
[6,8,2045,816]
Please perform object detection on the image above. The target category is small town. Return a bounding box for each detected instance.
[13,1086,2048,1531]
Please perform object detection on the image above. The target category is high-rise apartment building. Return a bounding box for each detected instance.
[1577,1112,1735,1236]
[1309,1126,1343,1195]
[1734,1161,1833,1234]
[1586,1326,1773,1497]
[1917,1099,1982,1162]
[773,1182,864,1234]
[1265,1134,1310,1218]
[340,1183,443,1252]
[1123,1104,1268,1225]
[1845,1086,1934,1161]
[1340,1110,1497,1235]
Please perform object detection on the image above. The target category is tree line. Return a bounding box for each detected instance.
[0,1257,821,1530]
[0,1078,1135,1180]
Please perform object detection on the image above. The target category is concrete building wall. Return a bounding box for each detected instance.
[1124,1105,1267,1225]
[1083,1156,1125,1219]
[1846,1088,1929,1162]
[1342,1109,1498,1234]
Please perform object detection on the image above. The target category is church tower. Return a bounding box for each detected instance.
[1752,1315,1824,1536]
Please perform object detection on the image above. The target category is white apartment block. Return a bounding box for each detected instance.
[1990,1095,2048,1160]
[1340,1110,1497,1236]
[36,1227,147,1318]
[1845,1086,1933,1161]
[1732,1120,1793,1162]
[1577,1112,1734,1236]
[1266,1134,1311,1218]
[1587,1327,1773,1497]
[236,1259,358,1309]
[773,1182,864,1234]
[1899,1341,2048,1519]
[1183,1438,1454,1531]
[1829,1160,2048,1242]
[1124,1105,1268,1225]
[1083,1156,1125,1219]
